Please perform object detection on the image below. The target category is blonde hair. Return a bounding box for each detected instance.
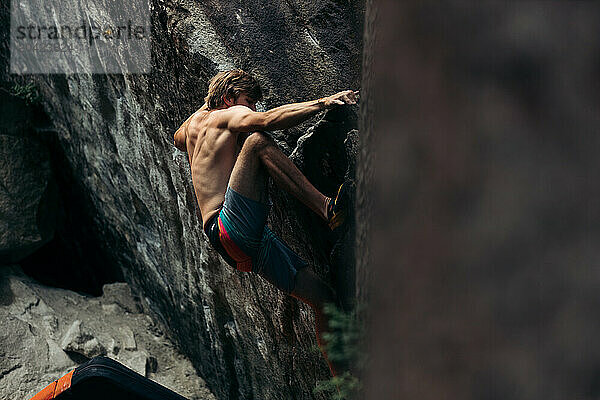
[204,70,263,110]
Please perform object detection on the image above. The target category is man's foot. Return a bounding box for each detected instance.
[326,180,355,231]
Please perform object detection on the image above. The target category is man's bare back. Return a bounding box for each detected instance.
[175,105,244,230]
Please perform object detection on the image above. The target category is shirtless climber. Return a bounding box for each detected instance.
[173,69,357,376]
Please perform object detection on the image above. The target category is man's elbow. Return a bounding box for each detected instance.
[173,132,187,152]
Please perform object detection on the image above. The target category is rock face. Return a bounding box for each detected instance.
[0,117,58,264]
[0,266,215,400]
[1,1,362,399]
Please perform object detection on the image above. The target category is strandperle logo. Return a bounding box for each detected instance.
[10,0,151,74]
[14,21,148,42]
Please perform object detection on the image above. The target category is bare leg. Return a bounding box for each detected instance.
[227,133,271,204]
[228,132,330,220]
[228,133,339,372]
[291,268,342,376]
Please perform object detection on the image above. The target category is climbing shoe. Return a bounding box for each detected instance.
[327,180,355,231]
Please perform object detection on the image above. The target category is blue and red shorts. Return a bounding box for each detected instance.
[203,186,308,294]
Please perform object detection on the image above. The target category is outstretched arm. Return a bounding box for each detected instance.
[217,90,358,133]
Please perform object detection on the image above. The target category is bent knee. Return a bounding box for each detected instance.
[243,132,273,154]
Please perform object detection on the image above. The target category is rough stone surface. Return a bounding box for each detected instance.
[60,320,107,358]
[102,282,143,313]
[0,134,58,264]
[0,1,362,399]
[0,266,216,400]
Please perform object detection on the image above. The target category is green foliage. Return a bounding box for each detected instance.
[313,303,365,400]
[9,81,41,105]
[315,371,361,400]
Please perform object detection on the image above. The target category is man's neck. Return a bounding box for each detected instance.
[208,104,229,112]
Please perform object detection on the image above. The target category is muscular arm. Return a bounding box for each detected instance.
[174,126,187,151]
[217,90,357,133]
[223,100,324,133]
[173,103,209,151]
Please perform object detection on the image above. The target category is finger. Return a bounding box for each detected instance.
[333,99,344,105]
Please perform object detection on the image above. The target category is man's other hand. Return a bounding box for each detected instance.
[322,90,359,109]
